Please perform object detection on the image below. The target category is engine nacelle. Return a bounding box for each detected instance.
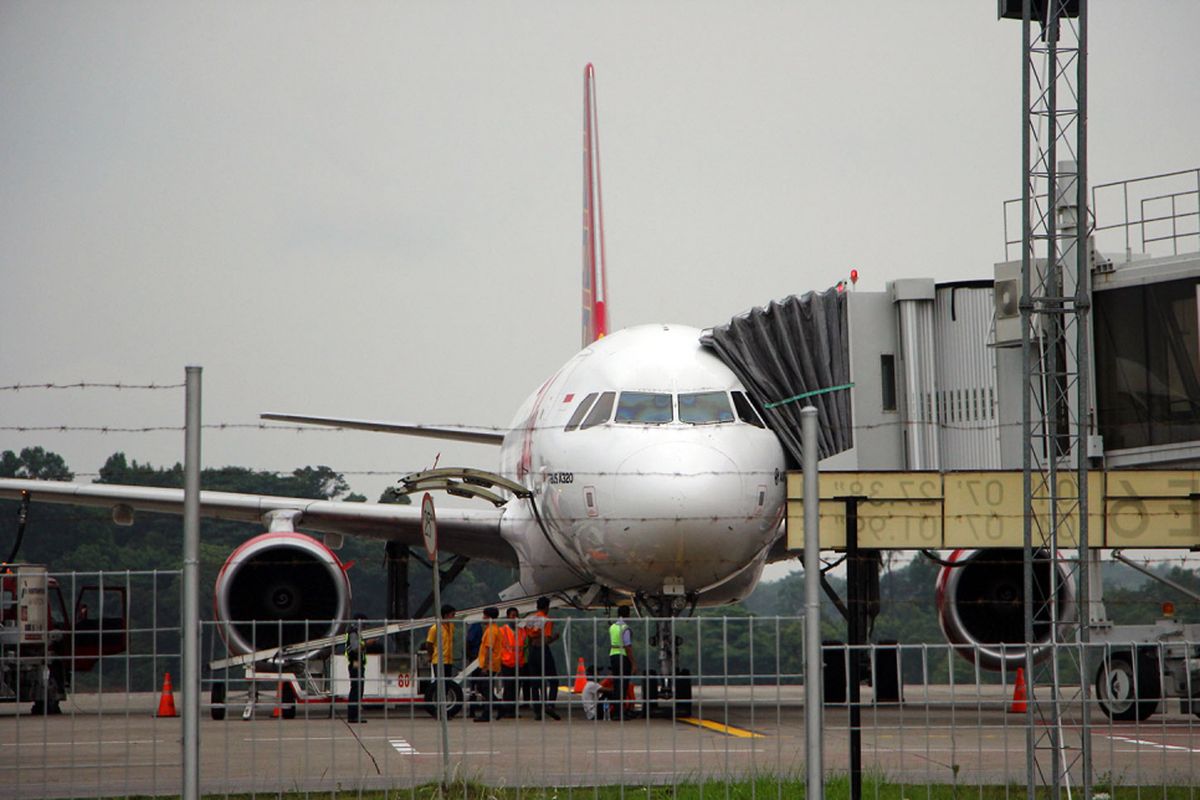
[936,548,1075,672]
[214,531,352,656]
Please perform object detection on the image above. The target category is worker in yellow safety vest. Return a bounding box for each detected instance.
[424,604,457,678]
[608,606,637,721]
[423,604,456,716]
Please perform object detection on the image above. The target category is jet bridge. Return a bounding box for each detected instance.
[701,289,853,468]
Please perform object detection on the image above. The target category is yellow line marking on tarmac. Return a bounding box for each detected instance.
[677,717,764,738]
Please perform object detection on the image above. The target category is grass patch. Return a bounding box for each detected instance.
[189,776,1200,800]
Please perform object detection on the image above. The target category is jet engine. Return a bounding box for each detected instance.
[213,531,352,656]
[936,548,1074,672]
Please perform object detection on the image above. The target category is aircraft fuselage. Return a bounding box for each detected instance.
[496,324,787,601]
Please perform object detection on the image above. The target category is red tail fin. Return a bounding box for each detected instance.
[581,63,608,347]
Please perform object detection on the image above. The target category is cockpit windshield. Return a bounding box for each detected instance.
[565,389,763,429]
[678,391,734,424]
[614,392,673,424]
[580,391,616,429]
[564,392,599,431]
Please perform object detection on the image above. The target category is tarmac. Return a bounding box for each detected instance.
[3,685,1199,798]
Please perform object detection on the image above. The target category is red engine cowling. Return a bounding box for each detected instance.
[213,531,352,656]
[935,548,1074,672]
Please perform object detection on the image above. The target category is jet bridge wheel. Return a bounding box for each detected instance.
[1095,649,1161,722]
[422,680,463,719]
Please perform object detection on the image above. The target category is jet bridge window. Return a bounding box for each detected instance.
[614,392,673,424]
[564,392,599,431]
[1095,278,1200,450]
[679,391,735,424]
[732,391,766,428]
[580,391,616,429]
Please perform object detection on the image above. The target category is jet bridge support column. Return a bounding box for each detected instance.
[892,279,940,470]
[837,495,870,800]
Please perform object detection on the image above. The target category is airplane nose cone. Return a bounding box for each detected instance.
[617,442,742,519]
[578,442,771,595]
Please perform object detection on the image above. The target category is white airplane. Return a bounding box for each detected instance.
[0,65,788,679]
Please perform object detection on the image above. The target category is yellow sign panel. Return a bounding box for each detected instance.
[943,472,1024,547]
[941,471,1104,548]
[785,499,847,548]
[1105,471,1200,547]
[785,469,1196,550]
[787,472,943,550]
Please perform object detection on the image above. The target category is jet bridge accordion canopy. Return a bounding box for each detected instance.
[702,289,852,468]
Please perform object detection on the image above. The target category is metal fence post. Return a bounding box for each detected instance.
[801,406,823,800]
[182,366,201,800]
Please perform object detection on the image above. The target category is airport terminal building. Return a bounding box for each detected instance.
[711,168,1199,477]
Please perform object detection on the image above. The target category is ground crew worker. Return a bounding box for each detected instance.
[497,606,526,719]
[523,596,561,720]
[608,605,637,720]
[424,604,456,716]
[473,606,502,722]
[425,604,457,679]
[345,612,368,723]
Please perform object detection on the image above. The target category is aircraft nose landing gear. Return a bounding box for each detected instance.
[637,592,696,718]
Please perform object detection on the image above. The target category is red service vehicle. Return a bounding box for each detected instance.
[0,564,128,714]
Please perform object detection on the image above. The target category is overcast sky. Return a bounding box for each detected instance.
[2,3,1198,578]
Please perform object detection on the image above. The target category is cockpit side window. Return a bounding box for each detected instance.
[679,391,735,424]
[614,392,673,424]
[732,391,767,428]
[580,391,616,429]
[564,392,599,431]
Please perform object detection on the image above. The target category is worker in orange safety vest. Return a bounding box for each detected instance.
[522,596,561,720]
[472,607,503,722]
[496,606,526,719]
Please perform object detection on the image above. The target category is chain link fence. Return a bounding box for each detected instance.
[3,573,1200,797]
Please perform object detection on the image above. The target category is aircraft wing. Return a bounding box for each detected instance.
[0,478,515,565]
[261,412,505,445]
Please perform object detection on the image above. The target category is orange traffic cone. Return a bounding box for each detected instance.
[1009,667,1027,713]
[157,672,178,718]
[573,658,587,693]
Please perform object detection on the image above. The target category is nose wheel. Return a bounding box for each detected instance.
[636,593,696,718]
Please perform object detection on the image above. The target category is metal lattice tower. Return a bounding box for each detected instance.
[1002,1,1094,797]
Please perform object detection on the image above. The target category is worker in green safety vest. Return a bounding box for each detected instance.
[345,613,368,723]
[607,605,637,720]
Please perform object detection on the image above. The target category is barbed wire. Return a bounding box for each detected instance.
[0,381,185,391]
[0,416,1143,436]
[67,469,412,479]
[0,423,343,434]
[3,460,1198,485]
